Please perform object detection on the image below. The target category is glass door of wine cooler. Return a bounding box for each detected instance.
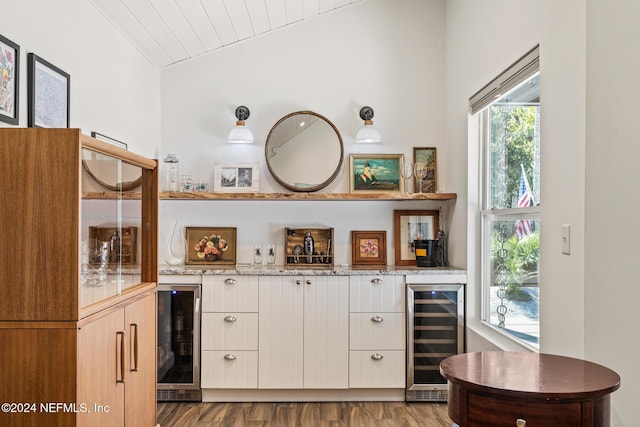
[406,284,465,402]
[157,284,201,401]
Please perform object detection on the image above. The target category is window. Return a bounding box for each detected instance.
[471,46,540,348]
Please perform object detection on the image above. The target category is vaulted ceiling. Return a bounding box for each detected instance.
[89,0,363,68]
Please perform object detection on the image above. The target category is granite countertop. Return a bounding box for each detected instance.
[159,264,466,276]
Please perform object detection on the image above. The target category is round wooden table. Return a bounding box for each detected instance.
[440,351,620,427]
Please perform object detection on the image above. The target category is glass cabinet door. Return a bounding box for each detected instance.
[80,148,143,309]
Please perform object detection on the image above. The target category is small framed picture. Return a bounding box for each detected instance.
[214,162,259,192]
[413,147,437,193]
[0,33,19,125]
[27,53,70,128]
[349,154,404,193]
[393,209,439,266]
[185,227,237,265]
[352,230,387,267]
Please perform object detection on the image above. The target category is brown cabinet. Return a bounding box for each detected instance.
[0,129,158,427]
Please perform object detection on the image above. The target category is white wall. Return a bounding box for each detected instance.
[585,1,640,426]
[159,0,449,265]
[448,0,638,424]
[0,0,160,157]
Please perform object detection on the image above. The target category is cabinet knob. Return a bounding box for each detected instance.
[371,353,384,360]
[224,354,237,361]
[371,277,383,284]
[224,316,237,323]
[296,279,302,285]
[306,279,312,285]
[224,278,236,285]
[371,315,384,323]
[516,420,526,427]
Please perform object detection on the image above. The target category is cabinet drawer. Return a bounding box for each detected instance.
[350,275,405,313]
[201,313,258,350]
[350,313,405,350]
[467,392,582,427]
[201,350,258,389]
[349,350,405,388]
[202,275,258,312]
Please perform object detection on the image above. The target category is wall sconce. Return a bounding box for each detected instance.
[228,106,254,144]
[355,106,381,143]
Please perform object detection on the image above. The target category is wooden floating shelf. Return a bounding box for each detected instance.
[159,191,457,201]
[83,192,142,200]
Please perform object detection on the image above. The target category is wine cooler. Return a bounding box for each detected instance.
[406,281,465,402]
[157,283,201,401]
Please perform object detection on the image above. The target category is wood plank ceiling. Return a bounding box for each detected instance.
[89,0,363,68]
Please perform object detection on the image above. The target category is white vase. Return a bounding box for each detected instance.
[165,221,184,266]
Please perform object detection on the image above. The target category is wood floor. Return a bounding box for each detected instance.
[157,401,453,427]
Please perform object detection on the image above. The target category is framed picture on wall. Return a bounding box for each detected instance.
[393,209,439,266]
[214,162,259,192]
[185,227,237,265]
[27,53,70,128]
[413,147,437,193]
[351,230,387,267]
[0,33,20,125]
[349,153,404,193]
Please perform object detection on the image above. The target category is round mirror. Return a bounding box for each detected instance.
[265,111,344,192]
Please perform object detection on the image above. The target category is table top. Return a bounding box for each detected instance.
[440,351,620,400]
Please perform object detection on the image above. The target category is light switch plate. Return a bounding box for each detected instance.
[561,224,570,255]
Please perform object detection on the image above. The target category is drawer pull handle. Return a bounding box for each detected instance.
[371,316,384,323]
[224,316,237,323]
[224,278,236,285]
[224,354,237,361]
[371,353,384,360]
[516,420,526,427]
[370,278,382,284]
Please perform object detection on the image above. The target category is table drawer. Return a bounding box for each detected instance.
[350,313,405,350]
[468,392,582,427]
[202,313,258,350]
[202,275,258,312]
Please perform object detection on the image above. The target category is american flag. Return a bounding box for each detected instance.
[515,165,533,239]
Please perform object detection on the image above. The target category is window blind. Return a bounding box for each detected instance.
[469,45,540,115]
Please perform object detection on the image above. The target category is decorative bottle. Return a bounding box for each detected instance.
[163,154,180,192]
[303,232,314,264]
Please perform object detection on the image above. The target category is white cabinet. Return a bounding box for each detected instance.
[259,275,349,389]
[349,275,406,388]
[201,275,258,389]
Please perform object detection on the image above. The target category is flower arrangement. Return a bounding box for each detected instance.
[195,234,229,261]
[359,239,379,258]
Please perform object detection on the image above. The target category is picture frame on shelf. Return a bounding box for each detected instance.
[393,209,439,266]
[351,230,387,267]
[214,162,259,192]
[413,147,437,193]
[27,53,70,128]
[88,226,138,265]
[91,131,128,150]
[185,227,237,265]
[349,153,404,193]
[0,33,19,125]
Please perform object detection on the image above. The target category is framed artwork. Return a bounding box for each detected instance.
[185,227,237,265]
[88,226,138,265]
[349,154,404,193]
[91,131,128,150]
[351,230,387,267]
[0,34,19,125]
[27,53,70,128]
[214,162,259,192]
[393,209,439,266]
[413,147,437,193]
